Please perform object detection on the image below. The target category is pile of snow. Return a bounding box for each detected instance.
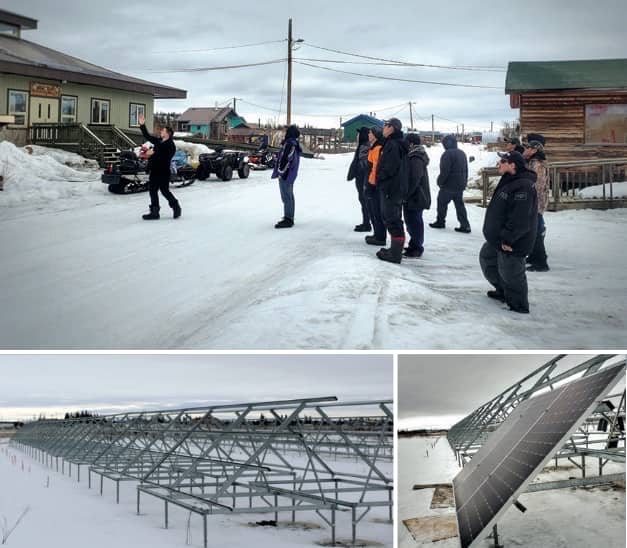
[0,141,101,207]
[24,145,99,170]
[577,181,627,199]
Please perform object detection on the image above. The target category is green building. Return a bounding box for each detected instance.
[0,8,186,147]
[341,114,384,142]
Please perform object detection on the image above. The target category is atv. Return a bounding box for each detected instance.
[102,150,196,194]
[196,148,250,182]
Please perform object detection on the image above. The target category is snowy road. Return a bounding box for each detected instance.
[1,148,625,349]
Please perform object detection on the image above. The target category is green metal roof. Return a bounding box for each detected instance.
[505,59,627,93]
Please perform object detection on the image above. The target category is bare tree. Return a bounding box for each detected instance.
[1,506,31,544]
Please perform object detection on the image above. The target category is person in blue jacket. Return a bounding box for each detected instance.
[271,125,302,228]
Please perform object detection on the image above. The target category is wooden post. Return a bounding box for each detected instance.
[287,18,293,125]
[431,114,435,144]
[408,101,414,130]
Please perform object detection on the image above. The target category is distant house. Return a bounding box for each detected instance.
[341,114,384,142]
[505,59,627,160]
[176,107,250,141]
[0,9,186,147]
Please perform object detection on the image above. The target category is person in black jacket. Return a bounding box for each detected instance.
[376,118,408,264]
[429,134,470,232]
[479,151,538,313]
[347,127,371,232]
[403,133,431,257]
[138,113,180,220]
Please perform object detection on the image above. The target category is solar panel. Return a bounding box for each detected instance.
[453,363,625,548]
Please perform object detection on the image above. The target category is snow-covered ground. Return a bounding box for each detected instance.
[0,440,392,547]
[399,435,626,548]
[0,142,625,349]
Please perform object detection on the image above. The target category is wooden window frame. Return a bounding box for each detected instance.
[7,89,29,127]
[129,102,146,128]
[584,103,627,146]
[60,95,78,123]
[90,97,110,125]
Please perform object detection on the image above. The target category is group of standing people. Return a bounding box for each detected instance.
[347,117,434,264]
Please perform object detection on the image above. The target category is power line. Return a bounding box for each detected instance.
[295,61,503,89]
[301,42,507,72]
[142,59,287,73]
[151,39,286,54]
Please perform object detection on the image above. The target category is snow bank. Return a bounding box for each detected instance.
[24,145,99,170]
[577,181,627,199]
[0,141,101,207]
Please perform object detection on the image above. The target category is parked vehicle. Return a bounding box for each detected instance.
[247,149,276,171]
[196,147,250,181]
[102,150,196,194]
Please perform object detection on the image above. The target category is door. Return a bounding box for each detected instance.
[29,97,60,124]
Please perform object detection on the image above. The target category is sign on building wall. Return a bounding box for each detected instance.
[30,82,61,98]
[585,104,627,144]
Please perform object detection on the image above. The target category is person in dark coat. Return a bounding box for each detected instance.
[429,134,470,232]
[364,127,386,246]
[138,113,180,220]
[403,133,431,257]
[375,118,408,264]
[271,124,301,228]
[479,151,538,313]
[347,127,371,232]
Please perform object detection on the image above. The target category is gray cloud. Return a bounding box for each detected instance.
[4,0,626,131]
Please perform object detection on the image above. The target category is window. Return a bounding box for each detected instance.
[8,90,28,126]
[129,103,145,127]
[90,98,110,124]
[61,96,77,123]
[0,22,19,37]
[585,104,627,144]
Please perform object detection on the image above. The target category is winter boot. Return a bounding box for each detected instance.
[142,205,160,220]
[171,200,182,219]
[487,289,506,302]
[354,223,371,232]
[429,221,445,229]
[454,226,471,233]
[365,235,386,246]
[376,237,404,264]
[403,247,423,258]
[527,264,550,272]
[274,217,294,229]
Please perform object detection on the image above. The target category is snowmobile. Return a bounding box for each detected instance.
[247,149,276,171]
[102,150,197,194]
[196,147,250,181]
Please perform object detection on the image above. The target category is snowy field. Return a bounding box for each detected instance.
[399,435,626,548]
[0,440,392,548]
[0,142,625,349]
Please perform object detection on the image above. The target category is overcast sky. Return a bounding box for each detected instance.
[0,354,391,420]
[398,354,626,429]
[5,0,627,132]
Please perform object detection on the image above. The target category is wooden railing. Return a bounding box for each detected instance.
[30,123,108,162]
[87,124,135,151]
[480,158,627,210]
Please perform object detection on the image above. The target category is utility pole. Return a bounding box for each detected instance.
[490,121,494,132]
[233,97,237,112]
[408,101,414,131]
[461,123,465,142]
[431,114,435,144]
[287,18,293,125]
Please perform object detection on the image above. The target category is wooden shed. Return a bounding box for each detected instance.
[506,59,627,161]
[341,114,384,142]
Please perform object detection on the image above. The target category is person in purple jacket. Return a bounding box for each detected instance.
[271,125,302,228]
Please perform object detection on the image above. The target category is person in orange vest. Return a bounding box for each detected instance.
[364,127,386,246]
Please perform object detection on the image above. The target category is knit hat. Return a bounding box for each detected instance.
[525,140,544,153]
[525,133,545,146]
[405,133,422,145]
[504,136,521,146]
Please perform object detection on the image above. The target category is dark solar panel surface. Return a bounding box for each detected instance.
[453,364,625,548]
